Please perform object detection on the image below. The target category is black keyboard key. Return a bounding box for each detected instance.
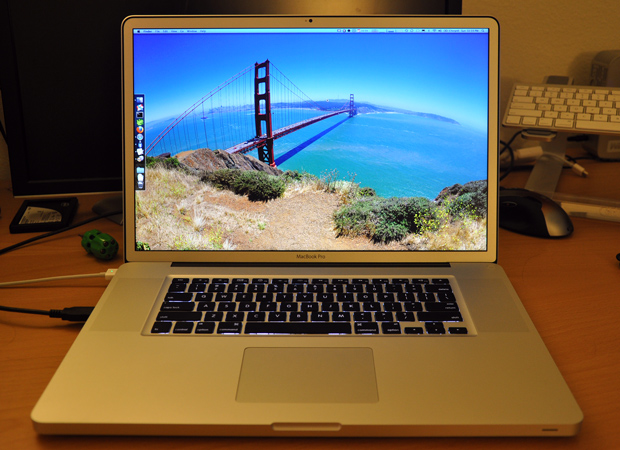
[215,292,234,302]
[196,301,216,312]
[280,302,298,312]
[173,322,194,333]
[403,302,423,312]
[425,322,446,334]
[268,312,287,322]
[161,301,195,311]
[417,312,463,322]
[234,293,253,302]
[191,278,210,284]
[301,302,319,312]
[363,302,382,312]
[151,321,173,334]
[164,292,194,302]
[245,322,351,334]
[382,302,402,312]
[216,302,236,312]
[188,283,207,292]
[381,322,402,334]
[396,312,415,321]
[204,312,224,321]
[404,327,424,334]
[289,312,308,322]
[375,312,394,322]
[310,312,330,322]
[424,302,460,312]
[195,293,214,302]
[226,312,245,321]
[217,322,243,334]
[276,293,294,302]
[321,302,340,312]
[247,312,266,321]
[342,302,361,312]
[212,278,230,284]
[296,293,314,302]
[168,283,187,292]
[238,302,257,312]
[449,327,468,334]
[207,284,227,293]
[353,312,372,322]
[259,302,277,312]
[247,283,265,293]
[354,322,379,334]
[425,284,453,293]
[332,312,351,322]
[195,322,216,334]
[156,311,202,322]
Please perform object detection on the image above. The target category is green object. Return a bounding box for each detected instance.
[81,229,119,260]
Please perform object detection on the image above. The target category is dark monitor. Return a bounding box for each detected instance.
[0,0,462,197]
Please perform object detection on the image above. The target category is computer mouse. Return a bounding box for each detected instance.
[499,188,574,238]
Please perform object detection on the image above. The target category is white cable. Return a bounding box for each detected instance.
[0,272,109,287]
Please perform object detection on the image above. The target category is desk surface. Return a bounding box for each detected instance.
[1,152,619,449]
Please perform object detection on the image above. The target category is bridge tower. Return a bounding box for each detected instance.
[349,94,357,117]
[254,60,275,166]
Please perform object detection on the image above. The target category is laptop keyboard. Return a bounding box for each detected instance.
[147,277,472,336]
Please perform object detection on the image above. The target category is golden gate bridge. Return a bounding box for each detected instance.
[145,60,357,167]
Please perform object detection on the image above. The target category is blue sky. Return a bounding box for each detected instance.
[134,30,489,131]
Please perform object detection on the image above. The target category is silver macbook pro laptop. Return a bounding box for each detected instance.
[31,15,582,436]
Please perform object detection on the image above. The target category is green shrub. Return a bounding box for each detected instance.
[203,169,285,202]
[334,196,439,243]
[448,191,487,219]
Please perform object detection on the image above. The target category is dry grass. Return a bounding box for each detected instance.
[404,216,487,251]
[136,166,266,250]
[135,165,487,252]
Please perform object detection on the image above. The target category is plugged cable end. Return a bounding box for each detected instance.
[105,268,118,281]
[49,307,94,322]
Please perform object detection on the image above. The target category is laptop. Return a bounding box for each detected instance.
[31,15,583,436]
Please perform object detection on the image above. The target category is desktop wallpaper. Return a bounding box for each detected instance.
[131,28,490,252]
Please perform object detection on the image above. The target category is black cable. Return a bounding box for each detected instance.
[0,210,122,256]
[499,130,522,181]
[0,305,94,321]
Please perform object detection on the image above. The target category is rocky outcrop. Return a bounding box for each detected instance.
[178,148,283,176]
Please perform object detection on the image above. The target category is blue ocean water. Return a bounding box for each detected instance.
[148,111,487,199]
[271,113,487,199]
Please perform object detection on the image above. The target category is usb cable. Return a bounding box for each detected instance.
[0,269,117,322]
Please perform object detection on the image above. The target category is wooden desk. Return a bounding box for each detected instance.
[1,153,619,449]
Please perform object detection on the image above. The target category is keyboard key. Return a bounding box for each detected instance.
[217,322,243,334]
[449,327,469,335]
[173,322,194,333]
[381,322,402,334]
[354,322,379,334]
[425,322,446,334]
[156,311,202,321]
[195,322,216,334]
[245,322,351,334]
[417,312,463,322]
[404,326,424,335]
[151,321,173,334]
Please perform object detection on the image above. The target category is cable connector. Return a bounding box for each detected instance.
[48,307,95,322]
[105,268,118,280]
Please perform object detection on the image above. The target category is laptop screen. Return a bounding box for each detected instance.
[123,16,498,264]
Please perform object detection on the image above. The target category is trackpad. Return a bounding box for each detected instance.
[236,347,379,403]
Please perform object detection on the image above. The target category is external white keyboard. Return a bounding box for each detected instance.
[503,83,620,134]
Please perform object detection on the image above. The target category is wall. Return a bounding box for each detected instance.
[1,0,619,181]
[463,0,620,140]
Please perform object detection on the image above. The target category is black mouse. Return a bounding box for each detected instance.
[499,188,574,238]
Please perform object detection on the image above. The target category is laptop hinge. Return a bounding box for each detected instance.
[171,262,451,268]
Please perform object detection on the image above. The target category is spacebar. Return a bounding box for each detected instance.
[245,322,352,334]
